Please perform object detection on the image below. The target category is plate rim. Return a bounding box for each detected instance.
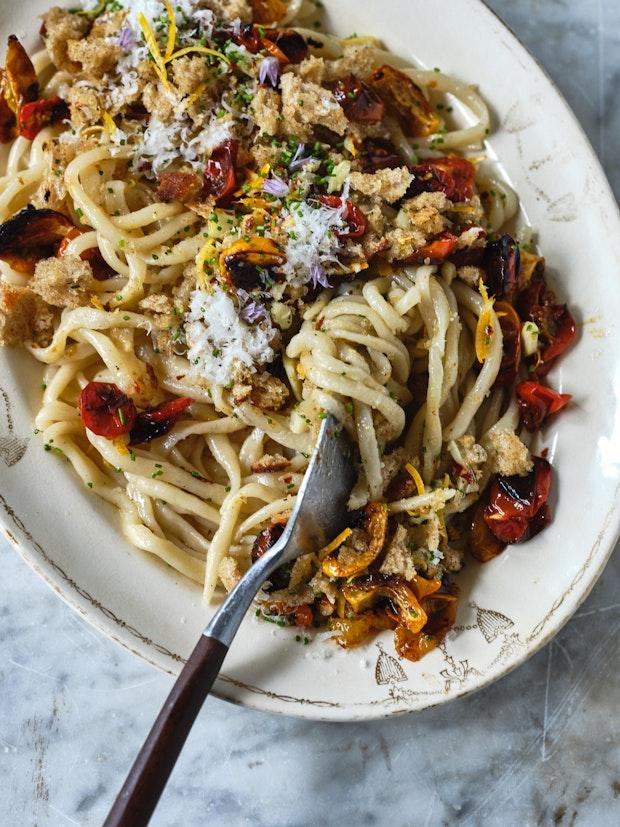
[1,0,620,721]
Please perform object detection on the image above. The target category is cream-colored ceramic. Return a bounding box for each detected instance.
[1,0,619,721]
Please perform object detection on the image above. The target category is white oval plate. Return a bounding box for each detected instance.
[1,0,619,721]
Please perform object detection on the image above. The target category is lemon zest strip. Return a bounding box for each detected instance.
[164,0,177,61]
[405,462,425,497]
[318,527,352,561]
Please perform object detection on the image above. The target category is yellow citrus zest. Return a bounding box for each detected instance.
[405,462,425,496]
[318,527,352,561]
[164,0,177,61]
[165,45,230,65]
[138,12,170,90]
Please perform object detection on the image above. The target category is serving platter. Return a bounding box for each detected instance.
[1,0,619,721]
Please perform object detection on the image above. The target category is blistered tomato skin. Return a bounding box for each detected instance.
[409,156,476,202]
[129,398,193,446]
[483,457,552,545]
[203,139,239,204]
[79,382,137,438]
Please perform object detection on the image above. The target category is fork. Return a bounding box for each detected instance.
[104,414,356,827]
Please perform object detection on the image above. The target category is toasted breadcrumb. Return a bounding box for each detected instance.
[40,7,90,72]
[67,35,120,79]
[171,56,207,99]
[0,284,54,347]
[139,294,175,315]
[293,55,327,85]
[251,453,290,473]
[325,43,378,80]
[456,265,484,287]
[31,256,94,309]
[218,556,241,592]
[231,372,289,411]
[349,167,414,204]
[65,86,102,129]
[280,74,348,140]
[486,430,533,476]
[379,524,416,580]
[251,87,282,136]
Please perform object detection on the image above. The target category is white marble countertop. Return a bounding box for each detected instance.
[1,2,619,825]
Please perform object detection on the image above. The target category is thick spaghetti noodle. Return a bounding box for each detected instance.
[0,0,575,661]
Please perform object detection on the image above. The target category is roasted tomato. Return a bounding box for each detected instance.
[251,518,291,592]
[516,274,576,377]
[394,586,458,662]
[79,382,137,438]
[329,612,395,648]
[203,139,239,204]
[342,574,428,634]
[57,227,115,281]
[262,29,309,64]
[409,156,476,202]
[0,91,15,142]
[359,137,403,172]
[129,397,192,445]
[250,0,288,24]
[516,381,572,431]
[322,501,388,578]
[469,498,507,562]
[294,604,314,627]
[493,301,521,388]
[483,457,552,545]
[483,234,520,299]
[406,230,458,264]
[317,195,367,238]
[3,35,38,113]
[220,237,285,290]
[332,74,385,123]
[0,205,74,272]
[218,22,263,53]
[18,96,68,140]
[367,64,441,137]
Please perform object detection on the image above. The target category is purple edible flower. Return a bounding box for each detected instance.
[263,174,289,198]
[258,56,281,88]
[289,142,317,172]
[240,301,268,323]
[310,261,332,290]
[118,27,136,52]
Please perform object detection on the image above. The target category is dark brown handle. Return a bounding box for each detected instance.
[103,634,228,827]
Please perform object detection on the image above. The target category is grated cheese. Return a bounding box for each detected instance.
[279,197,347,286]
[185,287,276,386]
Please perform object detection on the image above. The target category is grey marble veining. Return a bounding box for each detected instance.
[1,2,619,825]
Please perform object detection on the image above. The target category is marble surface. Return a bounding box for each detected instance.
[1,1,620,824]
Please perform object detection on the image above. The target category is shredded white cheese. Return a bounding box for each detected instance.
[279,198,347,286]
[185,287,276,386]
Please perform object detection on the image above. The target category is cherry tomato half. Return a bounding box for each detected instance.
[410,156,476,202]
[79,382,137,438]
[203,139,239,204]
[516,381,572,431]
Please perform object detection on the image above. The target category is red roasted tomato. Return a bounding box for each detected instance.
[79,382,137,438]
[129,397,193,445]
[203,139,239,204]
[516,381,572,431]
[410,156,476,202]
[483,457,552,545]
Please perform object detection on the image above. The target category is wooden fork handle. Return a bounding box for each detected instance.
[103,634,228,827]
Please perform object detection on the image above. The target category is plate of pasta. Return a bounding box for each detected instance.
[1,0,619,721]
